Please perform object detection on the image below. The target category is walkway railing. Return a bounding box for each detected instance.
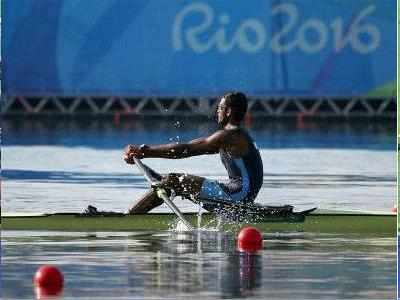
[1,96,396,118]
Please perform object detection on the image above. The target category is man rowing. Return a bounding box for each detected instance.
[124,92,263,214]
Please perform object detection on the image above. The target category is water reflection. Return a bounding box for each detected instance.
[1,231,396,299]
[223,253,262,298]
[130,231,263,298]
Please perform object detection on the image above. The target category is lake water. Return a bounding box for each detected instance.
[1,118,396,213]
[1,230,396,300]
[1,117,397,299]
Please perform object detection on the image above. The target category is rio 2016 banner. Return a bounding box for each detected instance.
[3,0,396,97]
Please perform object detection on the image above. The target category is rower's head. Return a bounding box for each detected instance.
[217,92,248,126]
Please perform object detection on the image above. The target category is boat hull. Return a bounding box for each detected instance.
[1,212,396,236]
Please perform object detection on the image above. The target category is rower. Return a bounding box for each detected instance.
[124,92,264,214]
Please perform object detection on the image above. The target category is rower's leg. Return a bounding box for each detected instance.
[161,173,205,199]
[128,161,164,214]
[129,173,205,214]
[128,189,164,214]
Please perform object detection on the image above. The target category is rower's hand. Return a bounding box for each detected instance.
[123,144,141,164]
[123,153,135,164]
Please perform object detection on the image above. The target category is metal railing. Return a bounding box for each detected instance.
[1,95,396,118]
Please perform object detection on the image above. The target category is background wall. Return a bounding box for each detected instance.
[2,0,396,98]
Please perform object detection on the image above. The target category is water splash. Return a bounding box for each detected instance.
[168,136,181,144]
[175,219,192,232]
[197,202,203,229]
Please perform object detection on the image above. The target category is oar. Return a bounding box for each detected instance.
[133,157,193,230]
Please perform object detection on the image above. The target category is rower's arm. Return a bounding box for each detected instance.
[141,131,225,159]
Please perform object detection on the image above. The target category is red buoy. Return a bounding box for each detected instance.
[34,285,63,299]
[34,265,64,289]
[237,226,263,252]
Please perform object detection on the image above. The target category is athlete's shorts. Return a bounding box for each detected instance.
[198,179,249,203]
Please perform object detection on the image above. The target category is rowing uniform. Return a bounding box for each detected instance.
[199,129,263,204]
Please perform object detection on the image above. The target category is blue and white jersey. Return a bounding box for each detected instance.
[219,129,263,203]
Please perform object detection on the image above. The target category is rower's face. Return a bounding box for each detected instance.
[217,98,229,126]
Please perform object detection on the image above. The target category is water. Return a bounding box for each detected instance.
[1,231,396,299]
[2,118,396,213]
[1,118,396,299]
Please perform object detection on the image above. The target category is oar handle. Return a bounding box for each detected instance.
[133,157,155,184]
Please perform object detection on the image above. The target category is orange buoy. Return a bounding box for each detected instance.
[237,226,263,252]
[34,265,64,289]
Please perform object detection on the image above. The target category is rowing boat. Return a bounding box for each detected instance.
[3,160,395,235]
[2,209,396,235]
